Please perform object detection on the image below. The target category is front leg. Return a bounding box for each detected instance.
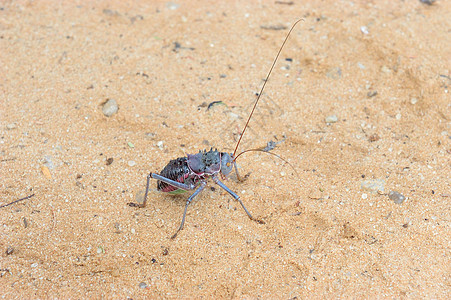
[212,176,265,224]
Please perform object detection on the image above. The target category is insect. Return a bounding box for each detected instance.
[130,19,303,239]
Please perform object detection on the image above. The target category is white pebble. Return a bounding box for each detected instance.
[102,99,118,117]
[325,115,338,123]
[360,26,369,35]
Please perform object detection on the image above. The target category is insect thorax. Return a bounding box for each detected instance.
[187,148,224,175]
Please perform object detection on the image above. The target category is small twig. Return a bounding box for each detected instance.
[0,194,35,209]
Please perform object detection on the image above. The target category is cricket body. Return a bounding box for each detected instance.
[134,19,303,239]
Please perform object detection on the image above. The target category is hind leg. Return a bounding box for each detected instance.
[129,173,197,208]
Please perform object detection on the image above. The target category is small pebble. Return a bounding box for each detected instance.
[361,179,385,193]
[410,97,418,105]
[325,115,338,123]
[128,160,136,167]
[128,142,135,148]
[6,246,14,255]
[367,90,378,98]
[139,282,148,289]
[396,113,401,120]
[165,2,180,10]
[6,123,17,130]
[106,157,114,165]
[31,263,38,268]
[102,99,118,117]
[389,191,406,204]
[157,141,164,150]
[360,26,369,35]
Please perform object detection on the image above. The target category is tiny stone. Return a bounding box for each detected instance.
[128,160,136,167]
[139,282,148,289]
[157,141,164,149]
[361,179,385,193]
[362,193,368,199]
[6,246,14,255]
[102,99,118,117]
[31,263,38,268]
[325,115,338,123]
[410,97,418,104]
[106,157,114,165]
[367,90,378,98]
[360,26,369,35]
[396,113,401,120]
[166,2,180,10]
[6,123,17,130]
[389,191,406,204]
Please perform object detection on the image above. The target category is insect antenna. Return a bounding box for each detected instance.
[232,18,304,157]
[234,148,299,177]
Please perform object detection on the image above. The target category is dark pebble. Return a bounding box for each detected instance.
[6,246,14,255]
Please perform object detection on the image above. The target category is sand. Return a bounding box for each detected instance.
[1,0,450,298]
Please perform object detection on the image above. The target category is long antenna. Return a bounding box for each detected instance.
[233,19,303,157]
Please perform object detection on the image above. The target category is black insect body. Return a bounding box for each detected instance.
[132,19,303,239]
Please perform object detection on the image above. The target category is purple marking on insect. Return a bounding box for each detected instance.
[129,19,304,239]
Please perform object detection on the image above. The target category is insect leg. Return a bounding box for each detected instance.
[131,173,196,208]
[151,173,196,190]
[171,180,207,239]
[212,177,265,224]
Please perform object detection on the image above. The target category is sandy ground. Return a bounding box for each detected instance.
[1,0,450,298]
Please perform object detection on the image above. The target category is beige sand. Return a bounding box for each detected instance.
[1,0,450,298]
